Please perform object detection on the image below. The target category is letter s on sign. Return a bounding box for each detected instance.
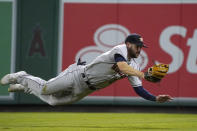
[157,26,187,74]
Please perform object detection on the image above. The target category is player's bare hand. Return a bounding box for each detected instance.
[156,95,173,103]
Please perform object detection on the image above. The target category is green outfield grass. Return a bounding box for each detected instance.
[0,112,197,131]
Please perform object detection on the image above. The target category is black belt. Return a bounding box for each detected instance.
[81,73,97,90]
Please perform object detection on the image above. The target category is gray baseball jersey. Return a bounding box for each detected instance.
[85,44,142,88]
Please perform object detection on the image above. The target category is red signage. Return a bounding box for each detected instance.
[61,2,197,98]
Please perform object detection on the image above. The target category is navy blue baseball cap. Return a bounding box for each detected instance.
[125,33,148,48]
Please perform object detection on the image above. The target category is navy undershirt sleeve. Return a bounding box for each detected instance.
[133,86,156,101]
[114,54,126,62]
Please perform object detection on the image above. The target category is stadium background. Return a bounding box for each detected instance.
[0,0,197,107]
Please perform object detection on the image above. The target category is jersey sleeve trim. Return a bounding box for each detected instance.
[114,54,126,62]
[132,84,143,87]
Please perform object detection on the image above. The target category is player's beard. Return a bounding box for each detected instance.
[128,47,140,58]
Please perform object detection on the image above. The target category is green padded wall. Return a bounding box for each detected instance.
[16,0,59,104]
[0,1,17,104]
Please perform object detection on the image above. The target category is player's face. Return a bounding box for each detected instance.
[127,43,142,58]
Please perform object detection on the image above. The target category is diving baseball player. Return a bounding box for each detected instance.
[0,33,172,105]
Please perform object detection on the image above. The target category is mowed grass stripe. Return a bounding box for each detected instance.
[0,112,196,131]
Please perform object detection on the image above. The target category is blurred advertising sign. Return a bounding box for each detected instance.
[59,0,197,105]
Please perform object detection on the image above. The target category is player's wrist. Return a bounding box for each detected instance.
[138,72,144,79]
[156,96,160,102]
[141,72,145,79]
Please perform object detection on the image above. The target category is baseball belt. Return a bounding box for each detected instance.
[81,73,97,90]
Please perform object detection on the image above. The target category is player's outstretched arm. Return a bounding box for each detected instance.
[133,86,173,103]
[114,54,144,78]
[117,62,144,79]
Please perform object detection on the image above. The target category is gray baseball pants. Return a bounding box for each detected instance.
[17,63,93,106]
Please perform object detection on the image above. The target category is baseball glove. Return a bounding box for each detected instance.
[144,63,169,83]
